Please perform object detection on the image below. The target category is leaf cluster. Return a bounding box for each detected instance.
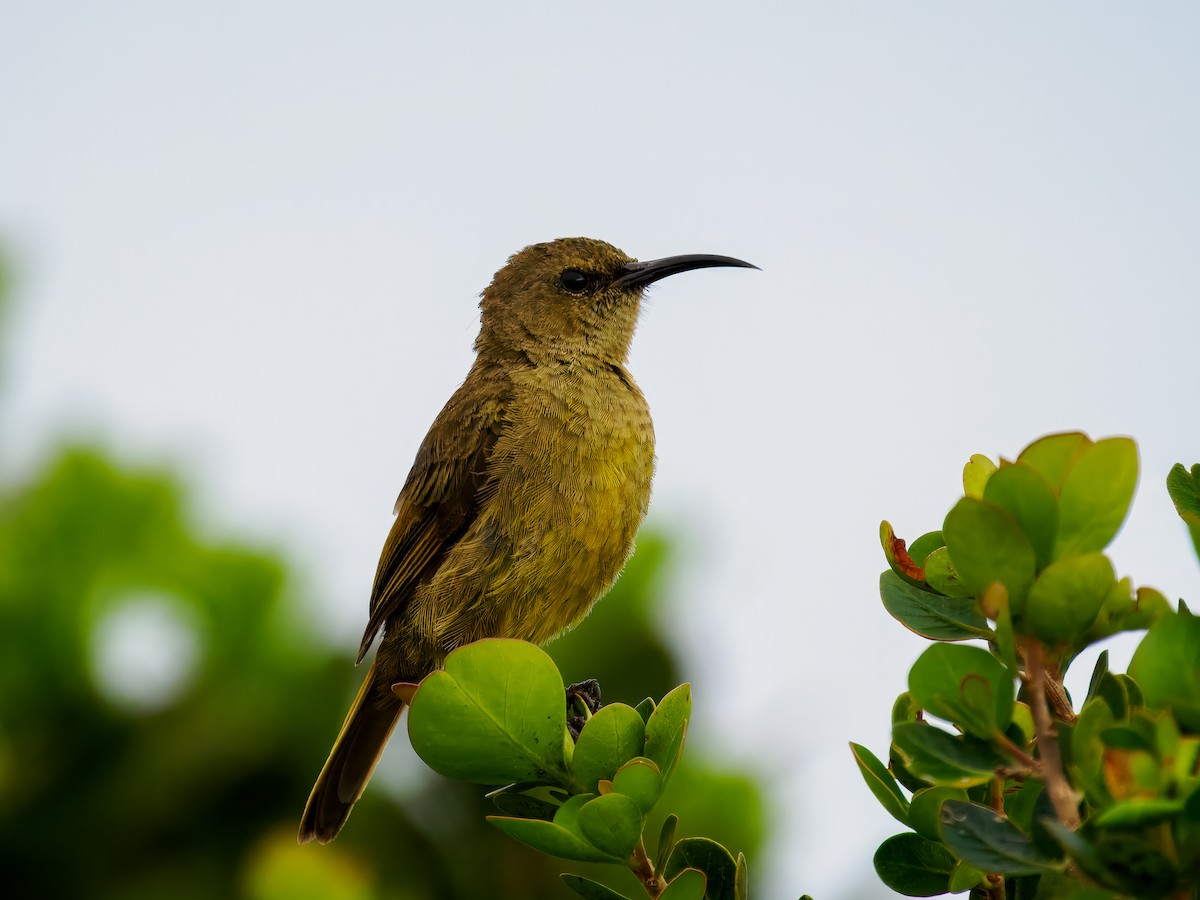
[858,433,1200,899]
[407,638,751,900]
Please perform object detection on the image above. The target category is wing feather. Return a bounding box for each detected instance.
[354,399,501,663]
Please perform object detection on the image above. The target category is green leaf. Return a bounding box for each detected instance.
[1092,797,1184,828]
[1129,608,1200,731]
[488,794,620,863]
[881,520,929,586]
[850,741,910,826]
[872,832,956,897]
[939,800,1062,875]
[572,703,647,792]
[633,697,656,724]
[921,547,974,599]
[1017,431,1092,491]
[644,684,690,787]
[1167,463,1200,560]
[983,463,1060,569]
[1085,831,1178,898]
[943,497,1037,612]
[576,792,643,859]
[909,530,946,568]
[734,852,748,900]
[663,838,738,900]
[948,858,988,893]
[1178,784,1200,865]
[1025,553,1115,645]
[1003,778,1044,833]
[610,757,663,814]
[408,638,569,785]
[879,570,993,641]
[908,643,1014,739]
[1040,819,1111,884]
[1068,698,1116,805]
[561,874,634,900]
[891,723,1004,787]
[659,869,706,900]
[1099,723,1155,753]
[1087,578,1171,642]
[908,786,967,842]
[1085,650,1109,700]
[893,691,921,725]
[655,815,678,872]
[994,601,1018,680]
[490,790,559,821]
[1053,437,1138,559]
[1007,701,1034,750]
[963,453,998,498]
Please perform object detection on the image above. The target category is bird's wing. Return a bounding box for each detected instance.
[355,394,504,664]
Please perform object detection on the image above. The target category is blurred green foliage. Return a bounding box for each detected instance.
[0,259,764,898]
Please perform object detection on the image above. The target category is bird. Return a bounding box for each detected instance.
[298,237,756,844]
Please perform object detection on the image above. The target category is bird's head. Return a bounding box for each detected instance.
[477,237,755,366]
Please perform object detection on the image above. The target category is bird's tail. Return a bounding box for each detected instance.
[298,661,405,844]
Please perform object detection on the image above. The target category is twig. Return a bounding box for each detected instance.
[630,839,667,898]
[1025,640,1080,829]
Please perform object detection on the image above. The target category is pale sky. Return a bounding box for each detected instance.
[4,4,1200,897]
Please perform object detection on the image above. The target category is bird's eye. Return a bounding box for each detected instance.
[558,268,590,294]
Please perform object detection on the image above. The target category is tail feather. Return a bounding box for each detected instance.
[298,661,405,844]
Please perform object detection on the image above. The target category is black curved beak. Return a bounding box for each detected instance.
[612,253,759,290]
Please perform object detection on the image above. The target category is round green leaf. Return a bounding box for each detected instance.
[576,792,643,860]
[1025,553,1115,644]
[880,570,992,641]
[1129,609,1200,731]
[1016,431,1092,491]
[561,874,635,900]
[939,800,1062,875]
[983,463,1059,569]
[664,838,738,900]
[610,757,663,814]
[873,832,956,897]
[488,794,619,863]
[963,453,998,498]
[921,547,974,599]
[943,497,1037,611]
[908,530,945,568]
[659,868,706,900]
[948,858,989,893]
[908,643,1013,739]
[572,703,647,792]
[891,723,1004,787]
[909,786,967,842]
[1053,437,1138,559]
[409,638,568,785]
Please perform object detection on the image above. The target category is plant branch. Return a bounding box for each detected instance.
[631,839,667,898]
[1025,640,1080,830]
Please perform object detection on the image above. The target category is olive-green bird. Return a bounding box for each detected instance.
[298,237,756,844]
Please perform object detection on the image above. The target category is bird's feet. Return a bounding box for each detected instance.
[566,678,603,741]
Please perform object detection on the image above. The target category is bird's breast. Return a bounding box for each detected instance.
[426,363,655,649]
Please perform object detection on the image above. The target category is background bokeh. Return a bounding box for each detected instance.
[3,4,1199,897]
